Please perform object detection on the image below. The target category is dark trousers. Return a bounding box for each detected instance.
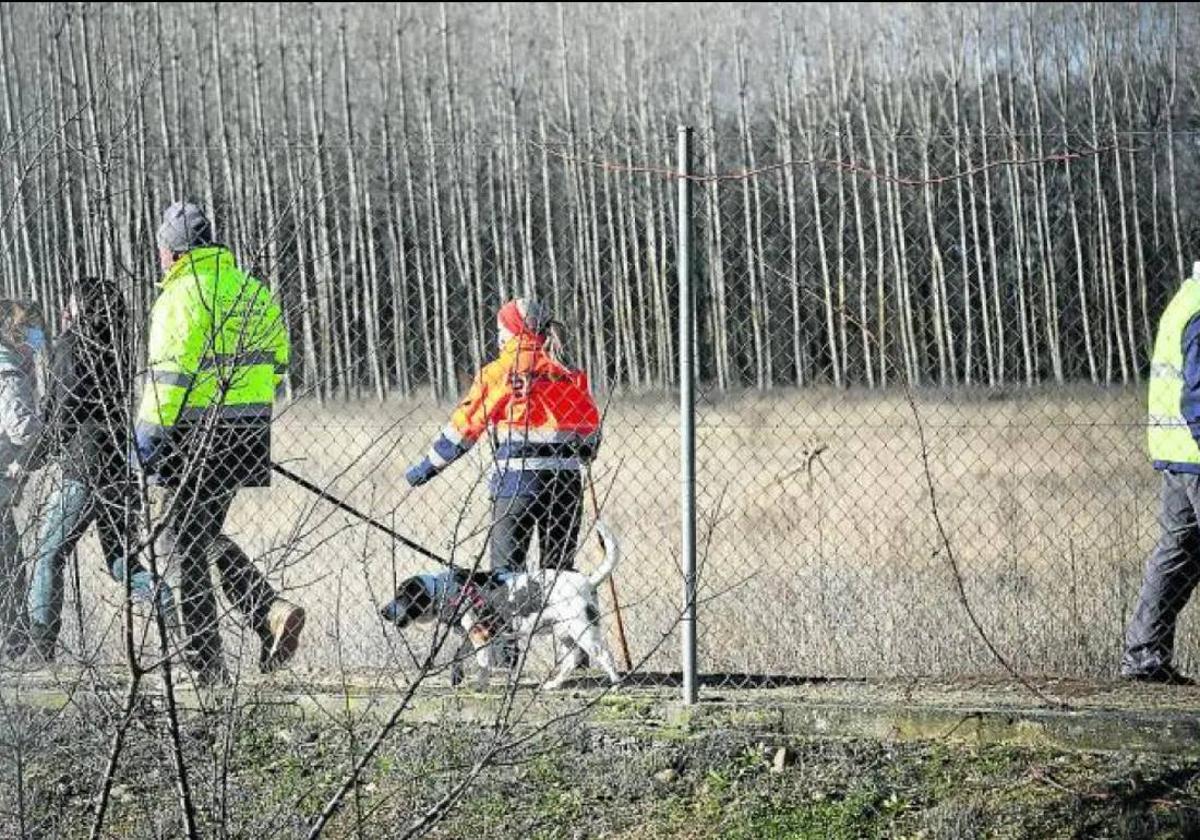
[489,472,584,573]
[157,484,277,666]
[1,487,27,655]
[1123,471,1200,675]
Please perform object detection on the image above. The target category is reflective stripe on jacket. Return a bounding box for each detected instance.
[409,336,601,495]
[136,246,290,487]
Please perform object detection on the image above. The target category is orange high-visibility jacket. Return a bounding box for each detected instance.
[406,336,601,495]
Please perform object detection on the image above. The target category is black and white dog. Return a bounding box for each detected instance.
[380,522,622,690]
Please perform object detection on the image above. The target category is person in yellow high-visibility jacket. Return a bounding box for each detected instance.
[136,201,304,686]
[1124,263,1200,685]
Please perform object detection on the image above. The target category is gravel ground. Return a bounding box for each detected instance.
[4,696,1200,839]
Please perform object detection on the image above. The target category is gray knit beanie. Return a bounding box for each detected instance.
[157,201,213,253]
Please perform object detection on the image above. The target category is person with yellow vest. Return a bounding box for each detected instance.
[1123,262,1200,684]
[405,299,602,576]
[136,201,305,686]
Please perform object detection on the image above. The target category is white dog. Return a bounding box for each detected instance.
[381,522,622,690]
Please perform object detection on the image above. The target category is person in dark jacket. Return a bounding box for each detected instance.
[24,279,175,662]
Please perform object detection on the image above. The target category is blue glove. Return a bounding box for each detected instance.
[134,427,166,473]
[405,459,437,487]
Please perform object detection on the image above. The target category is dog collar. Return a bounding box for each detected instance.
[417,573,450,602]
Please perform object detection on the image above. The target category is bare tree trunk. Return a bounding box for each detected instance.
[212,4,243,249]
[1024,7,1064,383]
[616,16,649,385]
[975,23,1005,383]
[0,4,38,292]
[382,14,411,396]
[440,4,483,373]
[826,15,850,383]
[276,4,319,399]
[396,26,437,394]
[154,3,178,199]
[769,20,804,386]
[339,14,384,399]
[251,6,287,394]
[537,100,562,325]
[735,36,767,389]
[949,32,976,386]
[580,32,610,384]
[860,51,889,387]
[877,75,918,385]
[304,15,336,400]
[422,45,455,397]
[995,62,1033,386]
[700,41,731,389]
[1087,10,1129,385]
[918,82,953,386]
[803,66,842,387]
[844,104,872,388]
[1165,4,1184,280]
[1104,39,1138,383]
[1125,57,1151,352]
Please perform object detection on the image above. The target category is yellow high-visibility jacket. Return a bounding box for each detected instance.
[136,246,288,487]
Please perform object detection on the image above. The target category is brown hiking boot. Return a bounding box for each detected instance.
[260,600,306,673]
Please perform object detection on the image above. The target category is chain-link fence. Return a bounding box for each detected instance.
[0,1,1197,705]
[687,128,1184,685]
[7,6,1200,837]
[4,124,1196,696]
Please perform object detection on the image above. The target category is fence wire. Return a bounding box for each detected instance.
[688,128,1184,685]
[0,127,1192,696]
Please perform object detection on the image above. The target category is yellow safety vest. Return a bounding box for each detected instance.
[1147,279,1200,465]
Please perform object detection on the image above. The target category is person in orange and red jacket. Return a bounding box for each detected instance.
[404,299,601,576]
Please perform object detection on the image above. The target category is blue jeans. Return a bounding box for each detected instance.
[26,478,175,646]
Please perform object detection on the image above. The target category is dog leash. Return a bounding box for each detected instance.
[271,462,452,566]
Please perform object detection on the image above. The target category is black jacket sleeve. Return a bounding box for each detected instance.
[30,332,81,465]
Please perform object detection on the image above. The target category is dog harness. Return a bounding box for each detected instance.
[453,581,498,642]
[448,582,488,613]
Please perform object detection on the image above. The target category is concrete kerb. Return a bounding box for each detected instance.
[4,671,1200,755]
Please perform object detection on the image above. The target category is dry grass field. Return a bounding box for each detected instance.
[17,385,1189,683]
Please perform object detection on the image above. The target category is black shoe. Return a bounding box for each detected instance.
[2,629,28,661]
[1122,665,1196,686]
[499,640,518,669]
[190,659,233,689]
[29,639,55,666]
[183,650,232,688]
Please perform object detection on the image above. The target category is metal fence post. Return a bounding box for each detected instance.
[678,125,698,705]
